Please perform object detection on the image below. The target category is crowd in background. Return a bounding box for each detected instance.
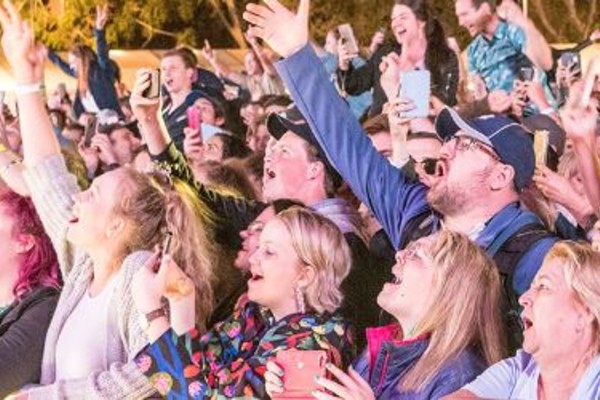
[0,0,600,398]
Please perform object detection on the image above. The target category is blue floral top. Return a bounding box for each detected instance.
[466,21,555,109]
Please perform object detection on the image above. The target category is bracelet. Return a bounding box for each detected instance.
[14,82,42,96]
[0,159,20,175]
[540,107,556,116]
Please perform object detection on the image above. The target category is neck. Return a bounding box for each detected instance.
[168,88,191,111]
[87,246,121,296]
[483,15,501,39]
[443,195,516,235]
[269,300,300,322]
[537,348,597,399]
[297,186,327,207]
[0,261,19,305]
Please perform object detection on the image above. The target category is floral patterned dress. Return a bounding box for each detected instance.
[135,301,355,399]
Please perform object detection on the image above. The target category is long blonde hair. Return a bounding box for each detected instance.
[401,230,507,391]
[115,168,218,332]
[275,207,352,314]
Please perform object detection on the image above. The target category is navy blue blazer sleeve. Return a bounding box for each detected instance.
[275,45,430,249]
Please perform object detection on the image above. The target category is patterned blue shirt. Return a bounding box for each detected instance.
[467,21,555,108]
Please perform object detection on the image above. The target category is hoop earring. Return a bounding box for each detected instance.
[295,285,306,314]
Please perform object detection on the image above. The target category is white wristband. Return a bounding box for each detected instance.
[14,82,42,96]
[540,107,556,116]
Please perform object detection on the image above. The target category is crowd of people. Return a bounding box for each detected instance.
[0,0,599,398]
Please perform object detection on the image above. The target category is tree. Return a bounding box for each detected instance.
[20,0,600,51]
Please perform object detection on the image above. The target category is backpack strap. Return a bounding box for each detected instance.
[487,212,553,352]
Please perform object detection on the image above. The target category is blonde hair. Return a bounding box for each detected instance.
[114,168,218,332]
[544,241,600,351]
[402,230,507,391]
[275,207,351,314]
[557,151,580,181]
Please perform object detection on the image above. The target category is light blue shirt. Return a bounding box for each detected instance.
[467,21,556,110]
[463,350,600,399]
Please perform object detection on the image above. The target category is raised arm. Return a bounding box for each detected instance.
[201,40,244,86]
[497,0,552,71]
[243,0,431,248]
[561,99,600,214]
[46,48,77,77]
[0,0,81,275]
[94,4,112,70]
[246,31,278,77]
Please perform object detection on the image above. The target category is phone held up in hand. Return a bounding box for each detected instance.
[533,129,549,166]
[142,69,161,99]
[271,350,327,399]
[83,117,97,148]
[337,23,360,55]
[398,70,431,119]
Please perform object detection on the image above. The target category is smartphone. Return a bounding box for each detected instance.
[83,117,96,148]
[399,70,431,118]
[186,106,202,131]
[271,350,327,399]
[142,69,161,99]
[519,66,534,82]
[533,130,549,166]
[378,25,387,35]
[560,52,580,70]
[337,24,360,54]
[200,123,221,142]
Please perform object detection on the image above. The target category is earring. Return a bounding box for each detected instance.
[295,285,306,314]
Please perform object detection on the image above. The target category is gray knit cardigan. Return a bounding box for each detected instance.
[22,155,156,399]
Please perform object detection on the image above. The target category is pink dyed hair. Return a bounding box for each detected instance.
[0,191,61,299]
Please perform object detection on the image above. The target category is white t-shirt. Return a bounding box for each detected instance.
[54,275,120,380]
[80,91,100,114]
[463,350,600,399]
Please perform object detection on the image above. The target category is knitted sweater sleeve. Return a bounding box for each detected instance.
[22,154,82,278]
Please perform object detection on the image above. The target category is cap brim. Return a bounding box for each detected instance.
[266,112,290,140]
[435,107,493,147]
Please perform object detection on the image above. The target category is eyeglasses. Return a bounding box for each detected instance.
[444,136,500,161]
[396,240,432,265]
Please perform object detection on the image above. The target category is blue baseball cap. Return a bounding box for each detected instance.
[435,107,535,191]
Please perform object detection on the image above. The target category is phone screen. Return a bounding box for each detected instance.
[399,70,431,118]
[337,24,359,54]
[83,117,96,148]
[142,69,161,99]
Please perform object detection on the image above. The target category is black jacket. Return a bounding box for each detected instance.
[338,42,459,116]
[153,143,382,345]
[0,286,59,397]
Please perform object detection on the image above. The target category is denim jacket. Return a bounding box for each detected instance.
[47,29,122,118]
[353,325,485,399]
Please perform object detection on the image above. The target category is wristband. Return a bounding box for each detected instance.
[540,107,556,116]
[14,82,42,96]
[0,159,20,175]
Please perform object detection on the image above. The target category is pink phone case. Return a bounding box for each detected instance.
[272,350,327,399]
[186,106,202,132]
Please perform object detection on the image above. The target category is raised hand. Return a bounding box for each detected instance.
[379,53,403,101]
[313,363,375,400]
[130,69,160,122]
[338,40,357,72]
[243,0,309,58]
[0,0,45,84]
[95,4,109,30]
[201,39,216,62]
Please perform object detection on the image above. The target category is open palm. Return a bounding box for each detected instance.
[243,0,309,58]
[0,0,44,84]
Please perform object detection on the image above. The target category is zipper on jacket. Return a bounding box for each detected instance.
[375,351,391,394]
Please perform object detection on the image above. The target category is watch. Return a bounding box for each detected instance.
[139,306,167,330]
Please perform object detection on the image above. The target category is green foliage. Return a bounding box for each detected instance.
[20,0,600,51]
